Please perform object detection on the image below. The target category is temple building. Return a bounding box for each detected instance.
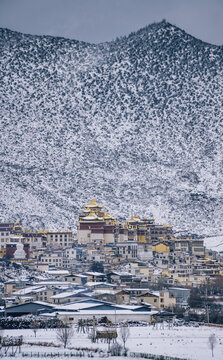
[77,199,117,245]
[117,216,154,261]
[77,200,173,258]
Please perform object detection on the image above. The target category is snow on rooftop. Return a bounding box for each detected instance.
[55,302,100,311]
[13,286,46,296]
[85,281,115,287]
[110,271,132,276]
[93,289,121,295]
[51,309,158,316]
[33,280,74,286]
[46,270,69,275]
[51,289,86,299]
[84,271,104,276]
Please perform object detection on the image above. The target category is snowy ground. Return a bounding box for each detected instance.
[1,324,223,359]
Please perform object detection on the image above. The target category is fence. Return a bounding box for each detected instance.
[129,352,189,360]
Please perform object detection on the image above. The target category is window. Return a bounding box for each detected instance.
[194,247,202,251]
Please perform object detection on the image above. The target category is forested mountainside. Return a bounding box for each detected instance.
[0,21,222,234]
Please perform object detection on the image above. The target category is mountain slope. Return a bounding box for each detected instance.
[0,21,222,234]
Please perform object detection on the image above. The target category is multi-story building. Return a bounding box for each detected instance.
[116,241,138,260]
[0,222,16,252]
[38,250,64,268]
[174,237,205,257]
[23,232,47,250]
[77,200,116,245]
[46,230,74,248]
[149,224,173,243]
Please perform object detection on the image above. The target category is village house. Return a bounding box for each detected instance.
[135,289,176,309]
[64,274,88,285]
[92,289,130,304]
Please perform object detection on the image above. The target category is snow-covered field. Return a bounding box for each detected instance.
[1,324,223,359]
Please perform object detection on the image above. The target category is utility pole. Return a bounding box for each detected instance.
[206,305,210,324]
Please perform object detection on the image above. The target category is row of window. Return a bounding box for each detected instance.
[41,258,62,263]
[50,234,71,239]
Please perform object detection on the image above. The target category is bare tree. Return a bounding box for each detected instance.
[208,333,217,358]
[56,317,74,349]
[30,320,39,338]
[119,323,130,354]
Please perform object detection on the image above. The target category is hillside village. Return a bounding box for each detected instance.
[0,199,223,324]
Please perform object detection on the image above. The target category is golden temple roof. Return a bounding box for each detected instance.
[128,216,142,223]
[85,199,103,208]
[81,212,103,221]
[104,212,113,219]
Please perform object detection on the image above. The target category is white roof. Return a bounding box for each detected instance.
[33,281,73,286]
[86,281,115,287]
[55,301,152,312]
[51,289,85,299]
[114,304,147,310]
[13,286,46,296]
[126,288,151,292]
[46,309,158,316]
[169,287,190,291]
[34,301,54,307]
[93,289,121,295]
[72,274,88,278]
[56,302,99,311]
[18,296,33,301]
[46,270,70,275]
[85,272,105,276]
[111,271,132,276]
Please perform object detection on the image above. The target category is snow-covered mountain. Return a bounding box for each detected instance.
[0,21,222,235]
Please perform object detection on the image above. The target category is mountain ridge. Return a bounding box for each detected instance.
[0,22,222,234]
[1,20,222,47]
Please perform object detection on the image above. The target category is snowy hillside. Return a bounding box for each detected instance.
[0,21,222,234]
[204,235,223,252]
